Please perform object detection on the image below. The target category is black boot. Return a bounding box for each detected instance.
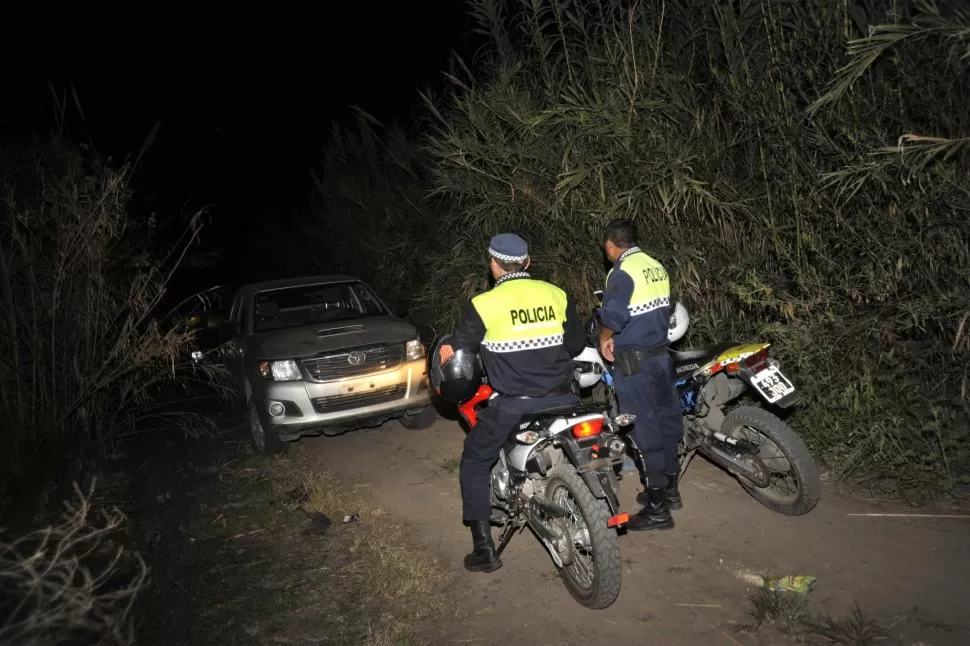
[663,471,683,510]
[489,508,508,525]
[636,473,683,510]
[464,520,503,573]
[627,488,674,531]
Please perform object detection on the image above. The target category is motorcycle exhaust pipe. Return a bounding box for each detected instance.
[529,495,572,519]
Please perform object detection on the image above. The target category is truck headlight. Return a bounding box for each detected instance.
[258,359,302,381]
[405,339,425,361]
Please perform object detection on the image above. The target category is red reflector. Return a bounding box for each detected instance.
[744,348,770,368]
[571,418,603,439]
[608,513,629,528]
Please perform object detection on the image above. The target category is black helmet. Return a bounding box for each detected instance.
[428,333,483,404]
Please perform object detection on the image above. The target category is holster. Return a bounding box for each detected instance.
[615,346,668,377]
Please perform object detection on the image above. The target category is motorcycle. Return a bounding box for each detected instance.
[452,359,634,609]
[572,299,821,517]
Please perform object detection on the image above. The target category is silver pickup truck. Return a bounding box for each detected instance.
[219,275,437,453]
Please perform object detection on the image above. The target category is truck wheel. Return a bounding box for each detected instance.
[399,406,438,430]
[247,397,286,455]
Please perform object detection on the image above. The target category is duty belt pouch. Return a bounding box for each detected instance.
[615,346,668,377]
[615,347,641,377]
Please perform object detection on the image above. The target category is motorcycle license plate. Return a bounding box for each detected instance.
[750,365,795,403]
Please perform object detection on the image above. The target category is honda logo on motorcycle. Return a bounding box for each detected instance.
[347,351,366,366]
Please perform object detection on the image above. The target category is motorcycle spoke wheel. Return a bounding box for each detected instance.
[723,406,821,516]
[735,427,798,500]
[544,465,621,609]
[551,489,595,587]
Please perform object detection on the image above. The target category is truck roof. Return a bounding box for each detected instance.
[238,275,363,294]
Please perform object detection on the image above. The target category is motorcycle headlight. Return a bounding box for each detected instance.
[258,359,302,381]
[406,338,425,361]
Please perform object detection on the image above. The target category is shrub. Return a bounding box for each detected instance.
[308,108,452,318]
[0,137,234,506]
[0,481,148,646]
[318,0,970,496]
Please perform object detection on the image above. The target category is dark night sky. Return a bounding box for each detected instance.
[2,0,476,292]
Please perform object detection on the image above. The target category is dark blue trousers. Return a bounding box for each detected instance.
[613,352,684,490]
[459,393,578,522]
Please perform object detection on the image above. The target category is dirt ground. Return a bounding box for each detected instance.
[291,416,970,646]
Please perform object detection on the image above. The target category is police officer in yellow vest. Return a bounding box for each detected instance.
[598,219,685,531]
[440,233,585,573]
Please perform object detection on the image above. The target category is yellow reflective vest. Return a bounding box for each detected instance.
[606,247,670,318]
[466,272,576,396]
[472,274,568,353]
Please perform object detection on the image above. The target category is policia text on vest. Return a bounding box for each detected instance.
[509,305,557,326]
[450,272,585,398]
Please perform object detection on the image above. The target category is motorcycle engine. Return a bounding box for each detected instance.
[491,453,510,501]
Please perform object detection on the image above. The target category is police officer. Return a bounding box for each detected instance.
[439,233,586,573]
[598,219,684,531]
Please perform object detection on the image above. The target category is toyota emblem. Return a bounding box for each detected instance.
[347,351,367,366]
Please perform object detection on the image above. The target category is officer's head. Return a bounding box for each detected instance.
[487,233,530,280]
[603,218,638,263]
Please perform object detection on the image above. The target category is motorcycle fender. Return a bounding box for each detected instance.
[591,469,621,515]
[558,438,603,493]
[558,437,621,513]
[580,470,606,499]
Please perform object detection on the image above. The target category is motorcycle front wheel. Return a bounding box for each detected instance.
[544,465,622,609]
[723,406,821,516]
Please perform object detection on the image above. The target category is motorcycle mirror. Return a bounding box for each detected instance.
[593,289,604,303]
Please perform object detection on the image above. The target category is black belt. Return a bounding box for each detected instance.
[614,345,668,377]
[616,345,668,360]
[498,381,576,400]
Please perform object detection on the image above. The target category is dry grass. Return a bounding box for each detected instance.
[204,460,449,644]
[747,586,811,639]
[358,622,425,646]
[807,604,889,645]
[285,466,444,605]
[0,135,235,510]
[439,456,462,474]
[746,587,894,645]
[0,481,148,646]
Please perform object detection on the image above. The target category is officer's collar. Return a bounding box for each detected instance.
[494,271,531,287]
[617,246,643,264]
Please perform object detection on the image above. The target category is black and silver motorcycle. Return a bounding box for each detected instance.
[432,334,634,610]
[574,301,821,517]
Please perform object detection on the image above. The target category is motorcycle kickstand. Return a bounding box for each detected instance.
[495,517,522,556]
[679,447,698,478]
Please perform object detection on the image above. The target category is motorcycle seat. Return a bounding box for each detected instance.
[519,403,606,424]
[668,341,740,366]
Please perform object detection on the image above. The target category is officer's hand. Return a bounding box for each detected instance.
[439,343,455,366]
[599,336,614,363]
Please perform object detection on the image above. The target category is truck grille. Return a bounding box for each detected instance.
[302,343,404,381]
[311,384,406,413]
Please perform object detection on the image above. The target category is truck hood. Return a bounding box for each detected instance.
[247,316,418,360]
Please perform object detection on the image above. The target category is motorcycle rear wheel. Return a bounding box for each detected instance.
[544,465,622,609]
[723,406,821,516]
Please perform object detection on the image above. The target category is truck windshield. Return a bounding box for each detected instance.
[251,282,386,332]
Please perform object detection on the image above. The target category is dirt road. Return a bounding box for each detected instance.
[295,417,970,646]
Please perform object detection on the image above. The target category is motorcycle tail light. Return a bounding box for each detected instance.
[571,418,603,439]
[744,348,770,371]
